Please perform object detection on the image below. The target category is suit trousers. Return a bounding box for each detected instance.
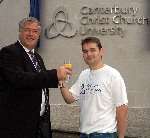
[36,112,52,138]
[0,129,37,138]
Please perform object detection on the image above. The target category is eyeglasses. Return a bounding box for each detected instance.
[22,28,40,34]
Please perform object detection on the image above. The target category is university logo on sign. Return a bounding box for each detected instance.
[45,7,77,39]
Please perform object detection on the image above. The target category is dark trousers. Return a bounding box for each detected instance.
[80,132,117,138]
[36,112,52,138]
[0,129,37,138]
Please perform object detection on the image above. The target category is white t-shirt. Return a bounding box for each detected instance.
[70,64,128,134]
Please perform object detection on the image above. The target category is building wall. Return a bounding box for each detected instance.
[0,0,29,48]
[40,0,150,137]
[0,0,149,137]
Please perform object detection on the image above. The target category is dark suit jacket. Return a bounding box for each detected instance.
[0,41,58,138]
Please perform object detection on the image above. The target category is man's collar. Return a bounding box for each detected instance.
[18,40,34,53]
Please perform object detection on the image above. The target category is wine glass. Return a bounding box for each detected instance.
[64,59,72,82]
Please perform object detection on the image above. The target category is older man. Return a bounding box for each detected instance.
[0,17,71,138]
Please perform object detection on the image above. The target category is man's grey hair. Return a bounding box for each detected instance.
[19,17,41,32]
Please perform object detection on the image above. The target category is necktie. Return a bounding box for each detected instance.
[28,51,49,115]
[28,51,41,72]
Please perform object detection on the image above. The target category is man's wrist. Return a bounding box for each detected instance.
[58,81,66,88]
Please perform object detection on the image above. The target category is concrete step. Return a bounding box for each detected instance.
[52,130,138,138]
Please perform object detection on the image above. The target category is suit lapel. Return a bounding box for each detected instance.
[15,41,37,72]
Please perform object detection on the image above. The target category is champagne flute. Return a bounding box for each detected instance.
[64,59,72,82]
